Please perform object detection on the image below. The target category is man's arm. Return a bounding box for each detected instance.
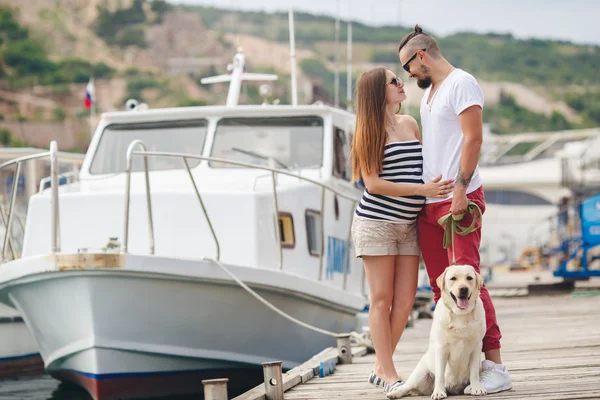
[451,105,483,214]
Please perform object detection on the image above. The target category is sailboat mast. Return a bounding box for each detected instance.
[346,3,352,111]
[334,0,340,108]
[289,9,298,106]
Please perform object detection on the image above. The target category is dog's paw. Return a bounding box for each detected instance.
[469,384,486,396]
[431,389,447,400]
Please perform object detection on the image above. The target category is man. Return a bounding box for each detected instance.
[398,25,512,394]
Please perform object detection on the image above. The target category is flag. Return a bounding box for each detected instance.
[84,78,95,109]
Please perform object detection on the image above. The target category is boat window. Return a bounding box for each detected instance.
[89,120,208,174]
[305,210,322,257]
[333,127,352,181]
[484,189,553,206]
[210,116,323,169]
[278,212,295,249]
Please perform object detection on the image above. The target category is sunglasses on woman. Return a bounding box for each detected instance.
[387,77,403,86]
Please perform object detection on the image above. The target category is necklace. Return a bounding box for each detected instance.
[427,65,454,112]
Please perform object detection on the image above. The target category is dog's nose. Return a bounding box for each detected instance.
[459,287,469,297]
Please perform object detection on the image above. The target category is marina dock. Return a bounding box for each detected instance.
[237,280,600,400]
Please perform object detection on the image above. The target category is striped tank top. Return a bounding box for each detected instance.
[355,139,426,222]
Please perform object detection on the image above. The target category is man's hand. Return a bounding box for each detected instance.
[451,191,468,215]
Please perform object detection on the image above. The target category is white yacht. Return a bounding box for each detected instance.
[0,49,367,399]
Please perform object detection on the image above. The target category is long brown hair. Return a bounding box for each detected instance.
[351,67,387,182]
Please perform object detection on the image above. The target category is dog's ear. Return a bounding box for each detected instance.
[436,269,447,293]
[475,272,483,291]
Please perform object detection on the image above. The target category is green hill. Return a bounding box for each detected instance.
[186,6,600,86]
[0,1,598,138]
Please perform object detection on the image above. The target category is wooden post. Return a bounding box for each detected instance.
[262,360,284,400]
[336,334,352,364]
[202,378,228,400]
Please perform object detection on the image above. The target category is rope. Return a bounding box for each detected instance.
[203,257,374,346]
[437,200,483,265]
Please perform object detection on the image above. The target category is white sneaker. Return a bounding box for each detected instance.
[464,360,512,394]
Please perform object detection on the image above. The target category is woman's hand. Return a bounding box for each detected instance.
[420,175,454,198]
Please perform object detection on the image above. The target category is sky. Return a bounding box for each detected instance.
[171,0,600,46]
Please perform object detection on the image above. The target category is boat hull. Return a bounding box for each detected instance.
[0,304,43,376]
[0,254,364,399]
[50,349,263,400]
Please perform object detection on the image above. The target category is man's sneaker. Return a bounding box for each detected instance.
[367,370,386,387]
[465,360,513,394]
[383,379,404,397]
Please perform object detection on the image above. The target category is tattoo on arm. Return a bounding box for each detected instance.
[456,170,474,187]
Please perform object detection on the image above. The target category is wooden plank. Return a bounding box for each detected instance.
[234,346,369,399]
[281,294,600,399]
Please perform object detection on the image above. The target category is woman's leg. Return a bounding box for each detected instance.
[373,255,419,380]
[390,255,419,354]
[363,255,400,384]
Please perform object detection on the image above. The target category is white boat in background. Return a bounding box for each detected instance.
[0,149,83,377]
[0,44,368,399]
[0,206,41,376]
[0,303,42,375]
[478,127,600,265]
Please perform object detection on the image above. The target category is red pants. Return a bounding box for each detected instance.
[417,186,502,352]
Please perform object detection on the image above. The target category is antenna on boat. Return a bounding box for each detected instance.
[346,2,353,112]
[124,98,149,111]
[289,8,298,106]
[334,0,340,108]
[200,48,278,107]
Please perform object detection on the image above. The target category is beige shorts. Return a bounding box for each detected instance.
[351,216,420,258]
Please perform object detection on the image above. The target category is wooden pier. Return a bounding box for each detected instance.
[236,292,600,400]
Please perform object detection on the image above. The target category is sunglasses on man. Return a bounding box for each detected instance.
[402,48,427,72]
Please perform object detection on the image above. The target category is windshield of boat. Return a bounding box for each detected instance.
[209,116,323,169]
[89,120,208,174]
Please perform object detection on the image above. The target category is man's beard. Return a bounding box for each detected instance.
[416,65,432,89]
[417,77,432,89]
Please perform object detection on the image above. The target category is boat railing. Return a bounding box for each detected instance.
[0,141,60,262]
[0,206,26,259]
[123,140,360,287]
[480,128,600,165]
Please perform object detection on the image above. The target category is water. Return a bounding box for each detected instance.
[0,375,91,400]
[0,370,264,399]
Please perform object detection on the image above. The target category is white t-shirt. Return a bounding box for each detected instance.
[420,69,484,204]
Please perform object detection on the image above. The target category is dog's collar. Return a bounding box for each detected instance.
[442,299,453,311]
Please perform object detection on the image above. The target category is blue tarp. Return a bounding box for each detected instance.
[554,193,600,278]
[581,193,600,247]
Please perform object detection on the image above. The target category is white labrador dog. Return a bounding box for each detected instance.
[388,265,486,399]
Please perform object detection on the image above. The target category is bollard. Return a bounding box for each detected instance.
[202,378,228,400]
[262,360,284,400]
[336,334,352,364]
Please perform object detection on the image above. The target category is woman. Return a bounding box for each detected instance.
[351,67,453,396]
